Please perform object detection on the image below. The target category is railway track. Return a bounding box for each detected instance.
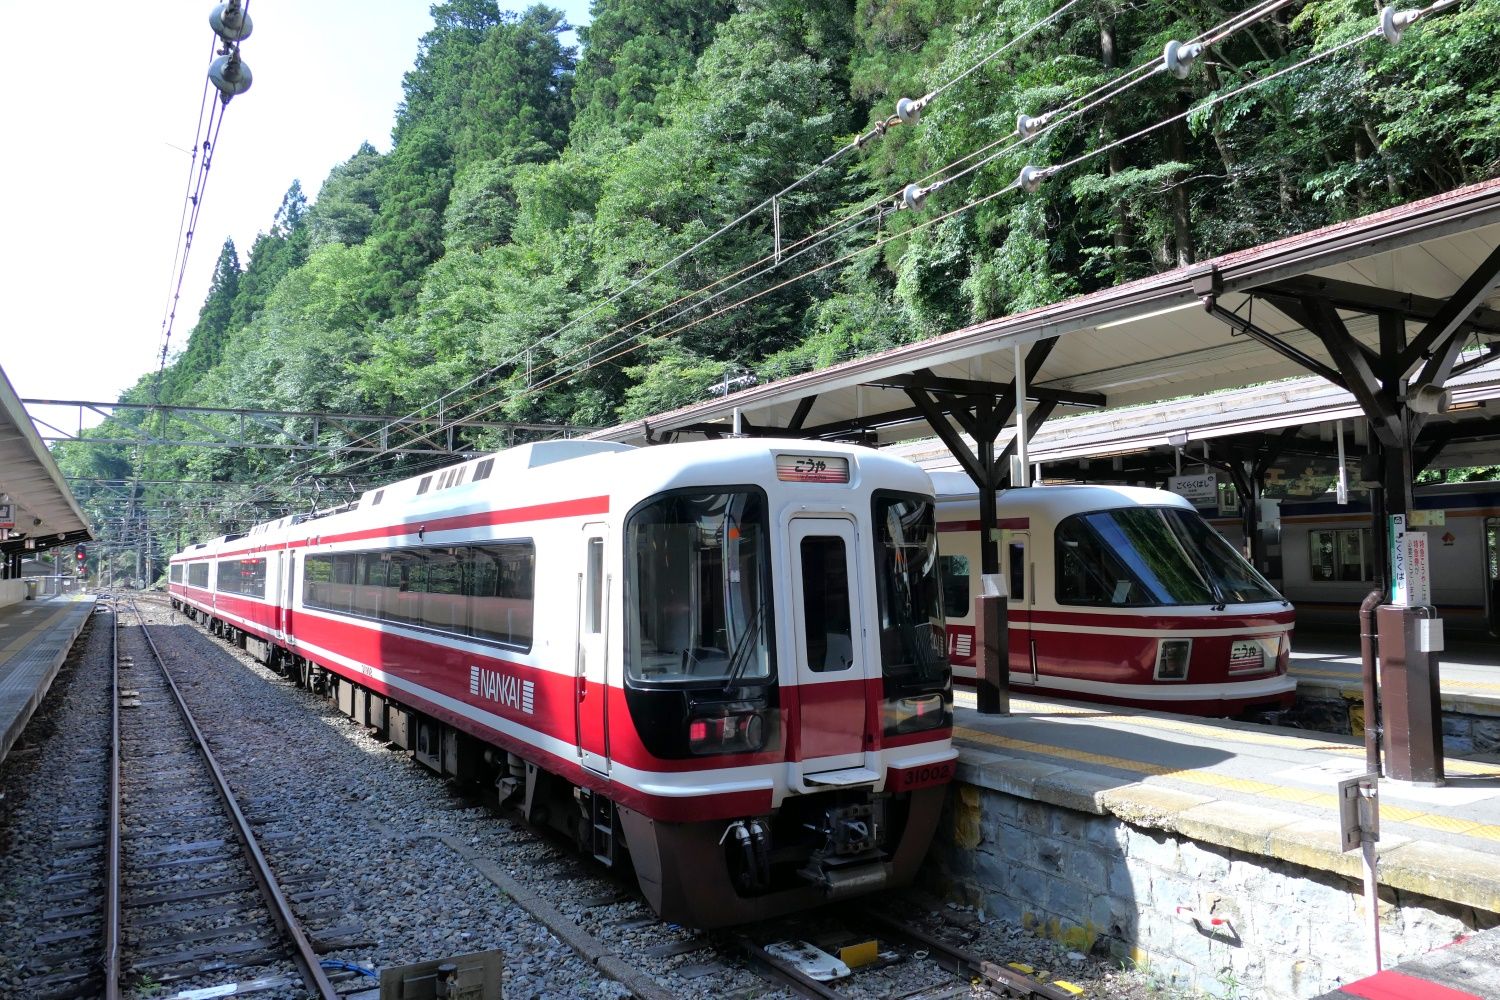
[25,600,339,999]
[149,587,1105,999]
[731,905,1084,1000]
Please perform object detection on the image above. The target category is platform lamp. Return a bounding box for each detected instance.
[1166,431,1188,477]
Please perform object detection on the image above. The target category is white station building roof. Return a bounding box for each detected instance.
[0,365,91,554]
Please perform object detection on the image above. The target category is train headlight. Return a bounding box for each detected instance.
[688,710,766,755]
[1155,639,1192,681]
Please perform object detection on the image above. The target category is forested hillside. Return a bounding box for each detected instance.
[59,0,1500,553]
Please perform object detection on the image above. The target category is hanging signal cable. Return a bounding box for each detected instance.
[148,1,255,406]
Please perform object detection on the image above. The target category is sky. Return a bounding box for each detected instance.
[0,0,591,431]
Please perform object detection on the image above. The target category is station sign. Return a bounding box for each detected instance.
[1389,517,1433,607]
[1168,474,1217,509]
[0,502,13,530]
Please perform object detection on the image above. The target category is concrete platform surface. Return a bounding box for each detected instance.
[952,691,1500,915]
[1317,925,1500,999]
[0,593,95,765]
[1290,628,1500,717]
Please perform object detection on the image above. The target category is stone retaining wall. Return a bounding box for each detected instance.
[928,780,1499,998]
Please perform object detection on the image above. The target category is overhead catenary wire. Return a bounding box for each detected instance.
[470,0,1459,421]
[336,0,1309,460]
[383,0,1299,427]
[229,0,1447,517]
[153,35,220,399]
[263,0,1092,488]
[149,2,254,406]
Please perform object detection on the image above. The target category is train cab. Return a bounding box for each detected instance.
[933,473,1296,717]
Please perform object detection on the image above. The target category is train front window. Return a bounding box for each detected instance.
[626,489,772,684]
[872,495,948,680]
[1056,507,1281,607]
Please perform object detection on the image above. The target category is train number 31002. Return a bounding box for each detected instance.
[897,762,955,789]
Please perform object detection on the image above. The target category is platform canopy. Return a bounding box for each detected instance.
[590,179,1500,455]
[0,365,91,559]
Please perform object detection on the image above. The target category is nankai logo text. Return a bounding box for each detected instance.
[469,665,535,714]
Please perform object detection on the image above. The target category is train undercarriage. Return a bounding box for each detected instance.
[171,600,944,927]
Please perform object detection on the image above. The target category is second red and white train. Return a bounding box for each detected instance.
[931,473,1296,716]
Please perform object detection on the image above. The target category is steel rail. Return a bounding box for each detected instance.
[103,604,121,998]
[121,600,340,1000]
[731,934,843,999]
[859,909,1076,1000]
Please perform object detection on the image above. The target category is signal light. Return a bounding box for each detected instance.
[75,543,87,562]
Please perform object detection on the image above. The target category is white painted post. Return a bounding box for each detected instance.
[1337,420,1349,505]
[1013,343,1029,487]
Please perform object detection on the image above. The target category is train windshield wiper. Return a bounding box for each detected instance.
[721,601,765,693]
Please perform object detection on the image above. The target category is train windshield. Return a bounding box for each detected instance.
[1056,506,1282,607]
[626,489,773,684]
[872,495,949,679]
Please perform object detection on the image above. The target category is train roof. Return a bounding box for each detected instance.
[930,471,1195,518]
[172,438,935,560]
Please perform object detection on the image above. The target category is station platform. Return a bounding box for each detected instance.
[0,593,95,766]
[951,691,1500,916]
[1290,629,1500,718]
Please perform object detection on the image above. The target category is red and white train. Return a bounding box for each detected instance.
[932,473,1296,716]
[169,439,955,926]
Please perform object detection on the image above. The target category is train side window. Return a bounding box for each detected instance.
[351,553,383,618]
[188,562,209,588]
[423,548,466,632]
[470,542,536,648]
[303,555,333,608]
[1008,542,1026,602]
[1309,529,1375,583]
[799,536,853,672]
[584,538,604,634]
[939,555,970,618]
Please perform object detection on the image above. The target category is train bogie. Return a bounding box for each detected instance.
[169,439,956,926]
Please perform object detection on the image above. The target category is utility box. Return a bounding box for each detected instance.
[1376,604,1444,786]
[378,949,503,1000]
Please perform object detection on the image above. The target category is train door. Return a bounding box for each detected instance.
[274,550,287,638]
[283,551,297,648]
[1487,517,1500,636]
[1006,532,1037,684]
[576,524,610,774]
[788,517,867,767]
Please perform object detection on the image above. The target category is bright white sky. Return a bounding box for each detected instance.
[1,0,591,427]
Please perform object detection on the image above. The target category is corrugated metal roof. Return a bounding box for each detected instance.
[591,177,1500,446]
[0,366,92,553]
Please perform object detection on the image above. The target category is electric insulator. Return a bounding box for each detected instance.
[1380,6,1419,43]
[901,183,928,212]
[209,2,253,44]
[208,54,253,101]
[1017,113,1042,140]
[895,97,924,126]
[1018,165,1048,194]
[1163,39,1203,79]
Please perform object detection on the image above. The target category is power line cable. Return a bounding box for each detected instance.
[262,0,1090,488]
